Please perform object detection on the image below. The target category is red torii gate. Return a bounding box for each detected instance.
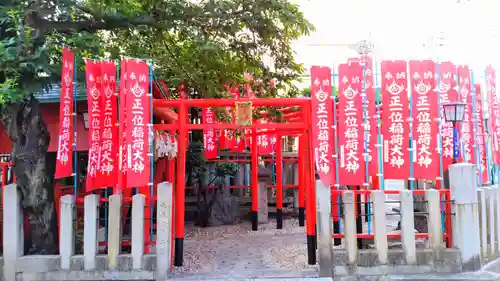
[152,97,319,267]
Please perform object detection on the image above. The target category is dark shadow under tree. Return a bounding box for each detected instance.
[186,141,240,227]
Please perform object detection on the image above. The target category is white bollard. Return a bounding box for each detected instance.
[315,180,334,277]
[108,194,122,269]
[342,191,357,265]
[495,185,500,256]
[425,189,443,259]
[293,163,299,209]
[258,178,269,224]
[400,190,417,265]
[132,194,146,270]
[84,194,100,270]
[449,163,481,271]
[477,188,488,259]
[156,182,173,281]
[3,184,22,281]
[372,190,388,265]
[484,186,496,257]
[60,195,75,270]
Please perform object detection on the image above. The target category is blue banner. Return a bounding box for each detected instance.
[453,127,460,159]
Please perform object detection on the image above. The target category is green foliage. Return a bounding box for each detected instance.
[0,0,314,103]
[186,141,237,184]
[300,86,340,98]
[300,87,311,97]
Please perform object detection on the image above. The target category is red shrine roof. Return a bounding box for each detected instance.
[0,80,178,154]
[0,103,90,154]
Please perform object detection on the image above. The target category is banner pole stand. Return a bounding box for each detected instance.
[331,64,342,246]
[374,58,385,191]
[73,54,78,197]
[407,62,415,191]
[149,62,155,251]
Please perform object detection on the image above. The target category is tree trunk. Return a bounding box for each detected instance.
[207,178,240,226]
[195,176,240,227]
[1,97,57,254]
[187,141,240,227]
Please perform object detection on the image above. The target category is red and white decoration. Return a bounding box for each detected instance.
[458,66,474,162]
[55,48,75,179]
[437,62,458,170]
[125,59,151,188]
[350,56,378,176]
[118,59,128,190]
[486,66,500,165]
[310,66,334,186]
[338,62,365,185]
[203,107,218,159]
[475,84,488,183]
[99,61,118,187]
[257,119,275,155]
[85,60,103,191]
[381,60,410,180]
[409,60,439,180]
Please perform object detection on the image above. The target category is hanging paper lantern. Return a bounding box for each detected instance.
[166,134,178,159]
[154,131,178,159]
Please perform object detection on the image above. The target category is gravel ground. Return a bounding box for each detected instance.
[171,219,319,278]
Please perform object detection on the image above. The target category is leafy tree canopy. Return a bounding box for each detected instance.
[0,0,314,103]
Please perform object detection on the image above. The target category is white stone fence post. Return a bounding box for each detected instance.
[3,183,23,281]
[449,163,482,271]
[338,189,445,269]
[3,181,174,281]
[477,183,500,262]
[328,163,483,273]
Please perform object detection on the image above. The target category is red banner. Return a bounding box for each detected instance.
[437,62,458,170]
[381,60,410,180]
[203,107,218,159]
[99,62,118,187]
[352,57,378,175]
[118,60,128,191]
[126,60,151,188]
[310,66,335,186]
[55,48,75,179]
[257,119,275,155]
[338,63,365,185]
[409,60,438,180]
[231,86,246,153]
[458,66,474,162]
[220,86,241,152]
[85,61,103,191]
[234,135,246,152]
[475,84,488,183]
[486,66,500,165]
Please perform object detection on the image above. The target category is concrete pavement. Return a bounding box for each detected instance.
[168,273,500,281]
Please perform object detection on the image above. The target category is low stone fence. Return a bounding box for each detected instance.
[2,182,173,281]
[0,163,497,280]
[318,187,462,276]
[315,163,485,277]
[477,184,500,262]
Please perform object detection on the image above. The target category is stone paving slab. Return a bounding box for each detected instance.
[169,277,332,281]
[168,220,500,281]
[171,220,319,279]
[168,274,500,281]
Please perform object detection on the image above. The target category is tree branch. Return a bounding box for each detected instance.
[25,0,251,39]
[25,9,171,37]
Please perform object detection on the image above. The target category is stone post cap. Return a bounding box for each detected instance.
[449,162,478,204]
[450,162,475,167]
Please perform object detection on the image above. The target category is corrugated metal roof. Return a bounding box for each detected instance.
[34,84,88,103]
